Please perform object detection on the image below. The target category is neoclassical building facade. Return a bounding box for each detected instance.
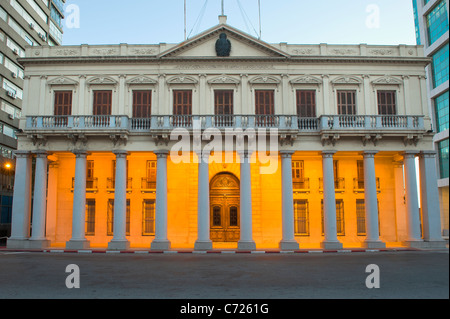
[7,18,447,251]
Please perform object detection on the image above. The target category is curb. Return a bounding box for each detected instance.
[0,248,422,254]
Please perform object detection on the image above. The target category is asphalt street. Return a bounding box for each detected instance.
[0,250,448,300]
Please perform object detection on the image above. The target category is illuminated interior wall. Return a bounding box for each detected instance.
[45,151,407,249]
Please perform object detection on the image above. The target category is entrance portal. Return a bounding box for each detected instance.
[210,173,240,242]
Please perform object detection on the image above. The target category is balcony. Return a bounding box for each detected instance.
[24,114,426,144]
[71,178,98,193]
[293,178,310,193]
[319,177,346,193]
[141,178,156,193]
[353,178,381,193]
[106,177,133,193]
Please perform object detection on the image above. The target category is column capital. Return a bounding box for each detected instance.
[154,150,169,158]
[321,150,336,158]
[280,150,295,158]
[73,150,89,158]
[113,150,129,158]
[419,150,437,158]
[13,150,31,158]
[32,150,49,158]
[362,150,378,158]
[403,150,418,159]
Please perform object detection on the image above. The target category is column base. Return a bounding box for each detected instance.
[237,240,256,251]
[28,239,51,249]
[404,240,447,249]
[7,238,29,249]
[151,240,171,251]
[107,240,130,251]
[321,241,343,250]
[66,239,90,250]
[194,240,213,251]
[362,240,386,249]
[279,240,299,251]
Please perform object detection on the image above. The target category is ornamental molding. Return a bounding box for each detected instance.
[331,75,363,91]
[166,75,198,85]
[371,75,403,92]
[87,76,118,91]
[47,76,79,87]
[249,75,281,88]
[207,74,240,87]
[290,75,323,92]
[126,75,158,85]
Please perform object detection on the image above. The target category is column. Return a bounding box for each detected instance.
[29,151,50,249]
[66,151,90,250]
[108,150,130,250]
[151,150,171,250]
[418,151,446,248]
[393,160,408,242]
[321,151,343,250]
[362,151,385,248]
[238,151,256,250]
[7,151,32,249]
[403,151,423,247]
[279,151,299,250]
[194,151,213,251]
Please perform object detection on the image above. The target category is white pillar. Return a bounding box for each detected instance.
[238,151,256,250]
[362,151,385,248]
[194,151,213,251]
[419,151,446,248]
[7,151,32,249]
[108,150,130,250]
[66,151,90,250]
[279,151,299,250]
[321,151,343,250]
[29,151,50,249]
[403,151,423,247]
[151,150,171,250]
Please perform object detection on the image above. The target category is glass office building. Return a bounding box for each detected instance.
[412,0,449,237]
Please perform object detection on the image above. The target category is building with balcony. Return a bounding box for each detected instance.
[412,0,449,239]
[0,0,65,243]
[6,17,446,251]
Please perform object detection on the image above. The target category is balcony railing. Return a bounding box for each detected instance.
[25,114,425,133]
[106,177,133,193]
[319,177,346,193]
[71,177,98,193]
[293,178,310,193]
[353,178,381,193]
[141,178,156,193]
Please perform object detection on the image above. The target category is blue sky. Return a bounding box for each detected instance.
[62,0,417,46]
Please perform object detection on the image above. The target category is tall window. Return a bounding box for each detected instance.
[432,43,449,88]
[93,90,112,115]
[86,160,95,189]
[54,91,72,116]
[377,91,397,115]
[337,90,356,115]
[255,90,274,115]
[85,199,95,236]
[294,199,309,236]
[255,90,275,126]
[107,199,130,236]
[356,199,366,236]
[173,90,192,126]
[214,90,234,126]
[93,90,112,126]
[434,91,449,133]
[292,160,306,189]
[296,90,316,117]
[438,140,449,179]
[142,160,157,189]
[142,199,155,235]
[426,0,448,45]
[321,199,345,236]
[133,90,152,118]
[357,160,364,189]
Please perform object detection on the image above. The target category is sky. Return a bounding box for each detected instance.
[61,0,417,46]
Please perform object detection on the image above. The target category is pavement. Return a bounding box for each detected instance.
[0,249,448,300]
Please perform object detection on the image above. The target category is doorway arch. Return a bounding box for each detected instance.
[210,172,240,242]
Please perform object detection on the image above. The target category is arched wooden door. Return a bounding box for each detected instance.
[210,173,240,242]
